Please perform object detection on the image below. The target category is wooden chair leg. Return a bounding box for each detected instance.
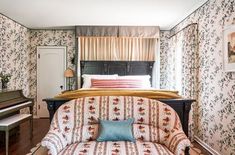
[30,106,33,140]
[5,130,9,155]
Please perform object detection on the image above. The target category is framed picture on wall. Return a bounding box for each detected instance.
[223,25,235,72]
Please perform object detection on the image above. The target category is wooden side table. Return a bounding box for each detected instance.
[0,114,33,155]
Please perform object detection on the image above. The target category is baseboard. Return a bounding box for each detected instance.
[33,116,50,119]
[33,115,39,119]
[194,136,221,155]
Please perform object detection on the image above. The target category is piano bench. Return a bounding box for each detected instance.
[0,114,33,155]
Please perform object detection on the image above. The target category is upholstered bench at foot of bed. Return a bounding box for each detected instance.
[41,96,190,155]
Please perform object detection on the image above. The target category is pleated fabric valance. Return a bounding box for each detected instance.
[76,26,160,38]
[76,26,118,37]
[79,37,157,61]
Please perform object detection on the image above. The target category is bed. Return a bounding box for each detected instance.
[42,61,194,155]
[43,61,195,137]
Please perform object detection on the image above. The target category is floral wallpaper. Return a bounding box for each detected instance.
[160,0,235,154]
[0,14,31,99]
[0,14,76,115]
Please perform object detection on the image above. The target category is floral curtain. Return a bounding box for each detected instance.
[168,24,199,140]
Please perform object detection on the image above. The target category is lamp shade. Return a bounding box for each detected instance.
[64,68,74,78]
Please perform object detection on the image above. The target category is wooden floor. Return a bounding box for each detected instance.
[0,119,211,155]
[0,119,50,155]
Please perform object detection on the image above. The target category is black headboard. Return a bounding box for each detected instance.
[80,61,154,86]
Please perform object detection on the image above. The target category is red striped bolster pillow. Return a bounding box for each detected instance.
[91,79,143,88]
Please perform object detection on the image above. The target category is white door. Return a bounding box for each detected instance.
[37,46,66,118]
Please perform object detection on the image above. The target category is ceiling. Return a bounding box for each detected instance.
[0,0,207,30]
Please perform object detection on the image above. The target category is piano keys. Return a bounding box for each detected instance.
[0,101,33,118]
[0,90,34,118]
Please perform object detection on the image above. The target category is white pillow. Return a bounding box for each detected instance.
[117,75,151,88]
[82,74,118,88]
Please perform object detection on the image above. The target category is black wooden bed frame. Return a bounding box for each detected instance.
[80,61,154,87]
[44,61,194,155]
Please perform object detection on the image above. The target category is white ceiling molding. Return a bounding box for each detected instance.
[0,0,208,30]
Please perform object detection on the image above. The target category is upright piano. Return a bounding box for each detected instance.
[0,90,34,144]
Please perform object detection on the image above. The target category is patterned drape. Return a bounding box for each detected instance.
[168,24,199,140]
[79,37,157,61]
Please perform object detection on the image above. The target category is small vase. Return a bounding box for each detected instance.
[2,81,8,89]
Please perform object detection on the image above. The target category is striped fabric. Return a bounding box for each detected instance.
[58,141,174,155]
[41,96,190,155]
[91,79,143,88]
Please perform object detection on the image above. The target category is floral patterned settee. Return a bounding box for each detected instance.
[41,96,190,155]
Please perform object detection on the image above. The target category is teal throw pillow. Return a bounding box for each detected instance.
[97,118,135,142]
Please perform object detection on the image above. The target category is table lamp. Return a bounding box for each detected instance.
[64,68,74,90]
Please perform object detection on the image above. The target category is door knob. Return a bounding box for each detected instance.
[60,85,63,90]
